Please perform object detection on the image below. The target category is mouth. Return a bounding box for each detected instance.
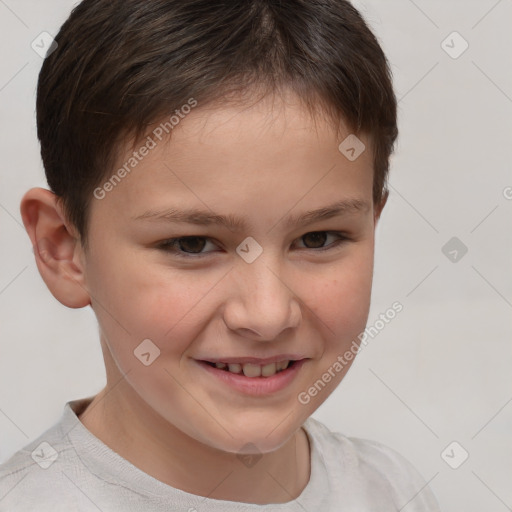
[195,357,308,396]
[200,359,299,378]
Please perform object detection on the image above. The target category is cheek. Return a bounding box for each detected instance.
[301,248,374,340]
[84,249,219,362]
[86,238,374,366]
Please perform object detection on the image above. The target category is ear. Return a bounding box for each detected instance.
[20,187,91,308]
[373,189,389,225]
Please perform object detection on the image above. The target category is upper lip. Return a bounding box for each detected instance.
[197,355,307,365]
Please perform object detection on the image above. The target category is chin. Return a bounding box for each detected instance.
[195,417,301,456]
[215,433,292,456]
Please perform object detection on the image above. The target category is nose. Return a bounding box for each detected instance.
[223,257,302,341]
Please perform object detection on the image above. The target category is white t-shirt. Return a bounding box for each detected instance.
[0,397,440,511]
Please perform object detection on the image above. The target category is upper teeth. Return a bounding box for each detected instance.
[214,360,290,377]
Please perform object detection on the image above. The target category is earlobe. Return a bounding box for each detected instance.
[20,187,91,308]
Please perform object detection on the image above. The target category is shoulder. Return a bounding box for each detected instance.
[0,417,94,511]
[303,417,441,511]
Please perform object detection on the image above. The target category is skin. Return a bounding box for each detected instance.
[20,90,386,504]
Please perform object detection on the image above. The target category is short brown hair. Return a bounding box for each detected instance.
[36,0,398,250]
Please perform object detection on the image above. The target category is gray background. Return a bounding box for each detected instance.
[1,1,511,510]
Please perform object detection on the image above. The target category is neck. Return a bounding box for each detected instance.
[78,383,311,504]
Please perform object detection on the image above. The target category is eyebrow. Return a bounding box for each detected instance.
[132,198,370,231]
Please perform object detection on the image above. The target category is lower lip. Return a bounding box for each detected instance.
[195,359,307,396]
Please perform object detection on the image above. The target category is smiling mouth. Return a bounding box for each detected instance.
[201,359,298,378]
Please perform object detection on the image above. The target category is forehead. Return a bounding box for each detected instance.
[90,93,374,230]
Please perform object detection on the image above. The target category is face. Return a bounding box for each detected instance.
[80,92,379,455]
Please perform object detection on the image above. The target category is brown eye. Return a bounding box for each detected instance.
[295,231,349,251]
[159,236,216,257]
[176,237,207,253]
[158,231,349,259]
[301,232,328,249]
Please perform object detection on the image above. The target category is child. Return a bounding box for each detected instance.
[0,0,441,510]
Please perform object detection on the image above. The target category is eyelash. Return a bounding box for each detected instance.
[157,231,350,259]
